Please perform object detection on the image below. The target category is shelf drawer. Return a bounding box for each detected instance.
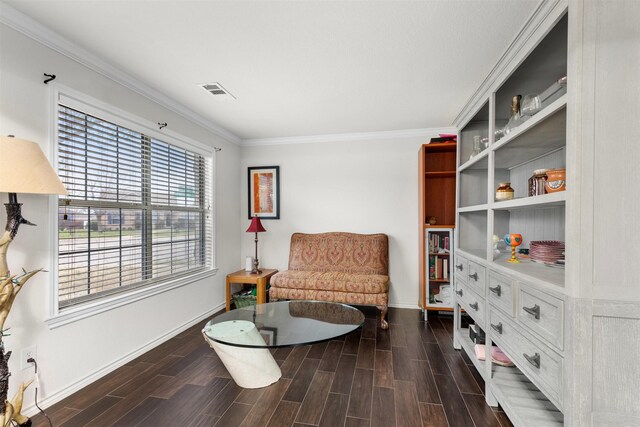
[488,270,516,317]
[459,282,486,327]
[489,309,563,410]
[454,254,468,282]
[518,286,564,351]
[467,260,486,294]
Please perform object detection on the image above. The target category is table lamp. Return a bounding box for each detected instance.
[0,136,68,276]
[246,216,266,274]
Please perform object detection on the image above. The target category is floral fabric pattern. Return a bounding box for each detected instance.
[270,232,390,312]
[271,288,387,306]
[270,270,388,294]
[288,232,389,275]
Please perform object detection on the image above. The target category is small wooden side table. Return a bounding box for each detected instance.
[226,269,278,311]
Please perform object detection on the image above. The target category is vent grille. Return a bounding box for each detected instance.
[200,82,236,100]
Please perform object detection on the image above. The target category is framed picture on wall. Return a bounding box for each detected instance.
[248,166,280,219]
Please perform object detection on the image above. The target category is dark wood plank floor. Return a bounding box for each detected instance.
[31,307,513,427]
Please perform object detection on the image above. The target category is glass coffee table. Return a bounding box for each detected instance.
[202,300,364,388]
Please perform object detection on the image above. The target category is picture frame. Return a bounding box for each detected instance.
[248,166,280,219]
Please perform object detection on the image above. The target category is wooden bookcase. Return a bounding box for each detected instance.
[418,142,456,316]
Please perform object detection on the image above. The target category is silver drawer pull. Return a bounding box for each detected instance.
[455,289,463,297]
[456,264,463,271]
[489,285,501,296]
[523,352,541,369]
[469,302,479,311]
[523,304,541,319]
[469,272,478,281]
[490,322,503,334]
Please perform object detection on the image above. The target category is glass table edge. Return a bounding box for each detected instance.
[202,300,366,349]
[202,321,364,349]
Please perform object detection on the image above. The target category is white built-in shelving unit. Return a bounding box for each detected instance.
[453,0,640,424]
[453,5,569,426]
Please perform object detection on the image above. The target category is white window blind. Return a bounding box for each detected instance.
[57,104,212,308]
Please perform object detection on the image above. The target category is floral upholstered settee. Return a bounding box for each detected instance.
[270,232,390,329]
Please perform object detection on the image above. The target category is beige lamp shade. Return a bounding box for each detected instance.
[0,136,67,195]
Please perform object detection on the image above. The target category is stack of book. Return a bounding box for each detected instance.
[428,234,450,253]
[429,256,449,280]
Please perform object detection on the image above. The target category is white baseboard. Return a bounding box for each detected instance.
[24,302,225,417]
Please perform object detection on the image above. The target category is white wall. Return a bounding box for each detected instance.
[0,24,241,411]
[240,134,448,308]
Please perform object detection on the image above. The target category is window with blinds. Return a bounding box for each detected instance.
[57,104,212,308]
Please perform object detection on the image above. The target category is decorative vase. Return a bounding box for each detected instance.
[496,182,515,201]
[545,168,566,193]
[504,233,523,264]
[528,169,549,196]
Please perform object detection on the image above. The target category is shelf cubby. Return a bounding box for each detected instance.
[492,206,565,287]
[459,211,487,260]
[425,228,454,310]
[494,14,568,131]
[493,100,566,171]
[494,147,565,201]
[457,327,486,380]
[459,101,489,166]
[459,168,488,207]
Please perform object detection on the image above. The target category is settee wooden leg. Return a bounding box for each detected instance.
[377,305,389,330]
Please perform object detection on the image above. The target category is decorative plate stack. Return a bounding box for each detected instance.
[529,241,565,266]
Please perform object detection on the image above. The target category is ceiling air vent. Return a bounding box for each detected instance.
[200,82,236,101]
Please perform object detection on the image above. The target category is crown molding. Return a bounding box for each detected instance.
[0,2,241,145]
[453,0,565,128]
[241,127,457,147]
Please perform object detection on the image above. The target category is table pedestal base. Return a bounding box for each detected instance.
[202,320,281,389]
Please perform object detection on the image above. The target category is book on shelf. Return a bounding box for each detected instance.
[429,256,436,279]
[437,257,444,280]
[443,259,448,279]
[428,233,450,253]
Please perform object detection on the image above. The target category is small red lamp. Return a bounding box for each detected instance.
[246,216,266,274]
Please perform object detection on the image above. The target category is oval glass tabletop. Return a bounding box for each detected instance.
[203,300,365,348]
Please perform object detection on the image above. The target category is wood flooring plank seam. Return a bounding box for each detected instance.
[295,371,333,425]
[432,374,476,427]
[418,402,451,427]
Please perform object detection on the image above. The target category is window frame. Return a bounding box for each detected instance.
[47,85,217,328]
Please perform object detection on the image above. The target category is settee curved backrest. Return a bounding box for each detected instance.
[288,232,389,275]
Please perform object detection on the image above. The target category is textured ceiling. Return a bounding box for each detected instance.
[3,0,540,140]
